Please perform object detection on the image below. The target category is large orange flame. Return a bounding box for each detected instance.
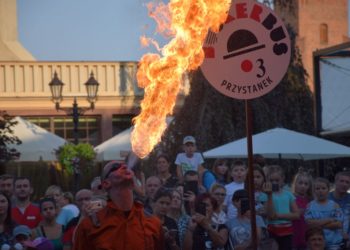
[131,0,230,158]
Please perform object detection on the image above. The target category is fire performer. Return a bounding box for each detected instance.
[72,161,165,250]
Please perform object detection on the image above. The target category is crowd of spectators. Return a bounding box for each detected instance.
[0,135,348,250]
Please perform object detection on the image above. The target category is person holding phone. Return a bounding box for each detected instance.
[183,193,228,250]
[225,189,266,250]
[152,187,180,250]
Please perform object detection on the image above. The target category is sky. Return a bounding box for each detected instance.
[17,0,166,62]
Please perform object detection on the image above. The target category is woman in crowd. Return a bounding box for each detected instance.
[291,170,313,250]
[152,187,180,250]
[252,165,268,217]
[0,192,15,247]
[209,184,227,225]
[156,154,178,188]
[203,159,230,191]
[32,197,63,250]
[167,189,190,249]
[183,193,228,250]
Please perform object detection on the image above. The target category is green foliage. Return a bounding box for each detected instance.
[0,111,21,165]
[56,143,96,175]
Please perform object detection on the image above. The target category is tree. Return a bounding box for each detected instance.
[0,111,21,174]
[149,24,314,176]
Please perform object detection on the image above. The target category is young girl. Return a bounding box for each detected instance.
[291,171,313,250]
[264,165,300,250]
[32,197,64,250]
[304,177,343,250]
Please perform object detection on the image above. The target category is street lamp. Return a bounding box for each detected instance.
[49,71,99,144]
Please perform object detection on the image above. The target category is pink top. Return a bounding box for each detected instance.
[292,195,309,248]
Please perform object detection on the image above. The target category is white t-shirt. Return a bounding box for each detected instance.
[224,181,245,220]
[175,152,204,175]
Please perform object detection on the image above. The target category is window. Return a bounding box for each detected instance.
[25,116,101,146]
[320,23,328,44]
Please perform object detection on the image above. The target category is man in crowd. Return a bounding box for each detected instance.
[73,161,164,250]
[63,188,94,250]
[11,177,41,228]
[329,171,350,241]
[0,174,15,204]
[144,175,162,214]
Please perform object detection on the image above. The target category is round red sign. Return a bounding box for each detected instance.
[201,0,291,100]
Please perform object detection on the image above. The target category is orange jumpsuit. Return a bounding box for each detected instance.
[73,201,164,250]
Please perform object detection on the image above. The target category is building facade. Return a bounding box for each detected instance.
[275,0,349,91]
[0,0,185,146]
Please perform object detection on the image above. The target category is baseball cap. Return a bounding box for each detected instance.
[101,161,124,180]
[13,225,31,238]
[183,136,196,145]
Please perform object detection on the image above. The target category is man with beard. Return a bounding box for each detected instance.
[11,177,41,228]
[0,174,15,202]
[73,161,165,250]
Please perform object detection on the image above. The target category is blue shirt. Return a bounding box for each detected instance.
[305,200,343,248]
[329,191,350,235]
[226,216,265,248]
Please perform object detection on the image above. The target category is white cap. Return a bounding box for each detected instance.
[183,136,196,144]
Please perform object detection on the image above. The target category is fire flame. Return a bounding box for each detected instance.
[131,0,230,158]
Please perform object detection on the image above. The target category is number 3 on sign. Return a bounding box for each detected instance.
[256,59,265,78]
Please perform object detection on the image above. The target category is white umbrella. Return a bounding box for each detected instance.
[203,127,350,160]
[7,116,67,161]
[94,117,174,161]
[94,127,132,161]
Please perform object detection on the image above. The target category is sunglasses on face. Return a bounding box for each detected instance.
[104,163,125,179]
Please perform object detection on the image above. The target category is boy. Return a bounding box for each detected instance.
[226,189,265,249]
[224,160,247,219]
[175,135,205,184]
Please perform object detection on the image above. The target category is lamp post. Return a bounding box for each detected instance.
[49,71,99,144]
[49,71,99,191]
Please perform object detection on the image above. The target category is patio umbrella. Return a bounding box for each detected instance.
[203,127,350,160]
[94,127,132,161]
[95,117,174,161]
[7,116,67,161]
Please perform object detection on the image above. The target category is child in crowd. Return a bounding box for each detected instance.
[305,227,326,250]
[264,165,299,250]
[225,189,266,249]
[32,197,64,250]
[291,170,313,250]
[203,159,230,191]
[224,161,247,220]
[305,177,344,250]
[175,136,205,184]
